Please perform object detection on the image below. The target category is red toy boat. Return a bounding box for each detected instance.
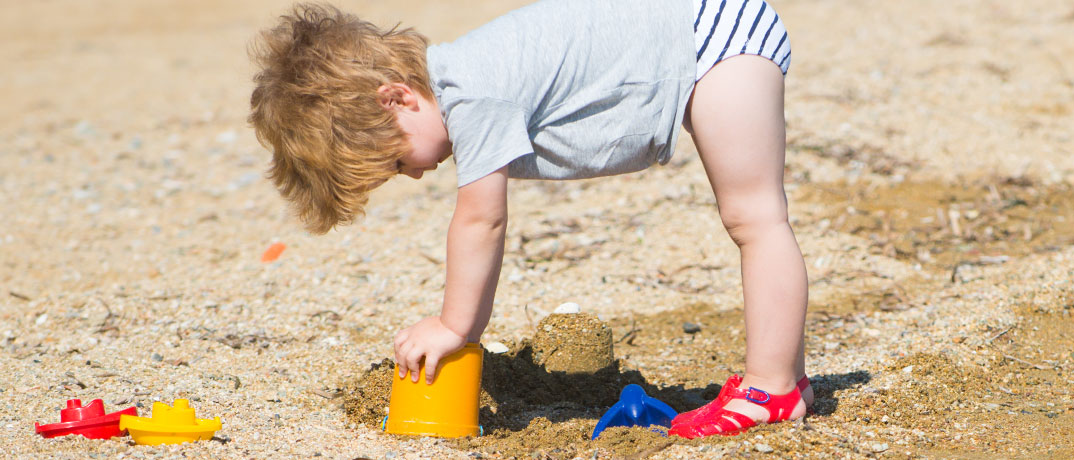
[35,399,138,439]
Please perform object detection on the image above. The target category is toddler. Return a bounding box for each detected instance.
[249,0,810,437]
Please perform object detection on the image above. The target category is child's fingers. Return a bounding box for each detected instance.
[394,329,409,349]
[423,352,441,384]
[405,347,425,383]
[395,340,413,378]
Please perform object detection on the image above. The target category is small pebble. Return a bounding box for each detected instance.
[871,442,889,453]
[682,322,701,334]
[554,302,580,314]
[755,443,774,453]
[151,353,163,362]
[73,120,97,137]
[215,130,237,144]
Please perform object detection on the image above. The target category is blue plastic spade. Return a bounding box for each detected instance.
[591,384,678,439]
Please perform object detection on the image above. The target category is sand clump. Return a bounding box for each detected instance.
[341,359,395,429]
[531,313,614,374]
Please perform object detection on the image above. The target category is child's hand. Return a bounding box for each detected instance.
[393,316,467,384]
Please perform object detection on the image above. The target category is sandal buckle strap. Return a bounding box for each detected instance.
[744,387,771,404]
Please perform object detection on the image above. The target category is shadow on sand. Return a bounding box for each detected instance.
[479,345,871,431]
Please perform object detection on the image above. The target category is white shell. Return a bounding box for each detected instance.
[553,302,581,314]
[485,341,509,354]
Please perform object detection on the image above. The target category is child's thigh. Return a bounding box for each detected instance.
[687,55,788,227]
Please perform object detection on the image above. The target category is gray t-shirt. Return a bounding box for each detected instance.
[426,0,696,187]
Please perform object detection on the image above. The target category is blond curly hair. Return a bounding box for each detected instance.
[248,3,432,233]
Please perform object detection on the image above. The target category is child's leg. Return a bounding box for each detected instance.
[686,54,808,424]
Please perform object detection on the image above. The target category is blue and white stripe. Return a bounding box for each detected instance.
[693,0,790,81]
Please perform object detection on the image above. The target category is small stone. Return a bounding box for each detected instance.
[754,443,774,453]
[215,130,237,144]
[871,442,889,453]
[73,120,97,137]
[228,172,261,191]
[485,342,509,354]
[151,353,163,362]
[384,452,397,459]
[901,365,914,374]
[554,302,581,314]
[682,322,701,334]
[35,314,48,326]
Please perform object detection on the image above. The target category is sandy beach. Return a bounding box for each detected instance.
[2,0,1073,458]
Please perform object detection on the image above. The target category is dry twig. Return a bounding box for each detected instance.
[622,441,674,460]
[984,326,1014,344]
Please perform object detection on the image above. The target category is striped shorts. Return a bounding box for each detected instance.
[693,0,791,81]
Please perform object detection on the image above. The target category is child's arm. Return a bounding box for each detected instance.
[394,166,508,383]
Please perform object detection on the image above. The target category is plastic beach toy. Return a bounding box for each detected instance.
[35,399,138,439]
[591,384,678,439]
[119,399,221,445]
[384,343,483,438]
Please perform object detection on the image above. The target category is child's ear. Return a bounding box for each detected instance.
[376,83,416,111]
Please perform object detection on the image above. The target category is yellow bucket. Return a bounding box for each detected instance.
[384,343,483,438]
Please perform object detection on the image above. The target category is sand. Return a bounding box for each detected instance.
[2,0,1073,458]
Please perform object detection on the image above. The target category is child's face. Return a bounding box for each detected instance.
[379,83,452,179]
[397,138,451,179]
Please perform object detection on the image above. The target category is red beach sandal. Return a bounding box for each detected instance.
[671,375,809,426]
[668,375,804,438]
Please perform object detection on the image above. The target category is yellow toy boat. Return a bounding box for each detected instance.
[119,399,221,445]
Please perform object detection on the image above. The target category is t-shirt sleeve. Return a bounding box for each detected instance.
[442,97,534,187]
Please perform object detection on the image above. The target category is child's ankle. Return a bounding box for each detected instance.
[741,372,798,394]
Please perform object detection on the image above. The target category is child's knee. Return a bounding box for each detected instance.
[717,194,789,246]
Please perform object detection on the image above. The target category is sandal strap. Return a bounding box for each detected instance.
[702,409,757,436]
[671,374,742,426]
[671,375,806,431]
[715,374,743,405]
[723,384,803,423]
[671,407,757,438]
